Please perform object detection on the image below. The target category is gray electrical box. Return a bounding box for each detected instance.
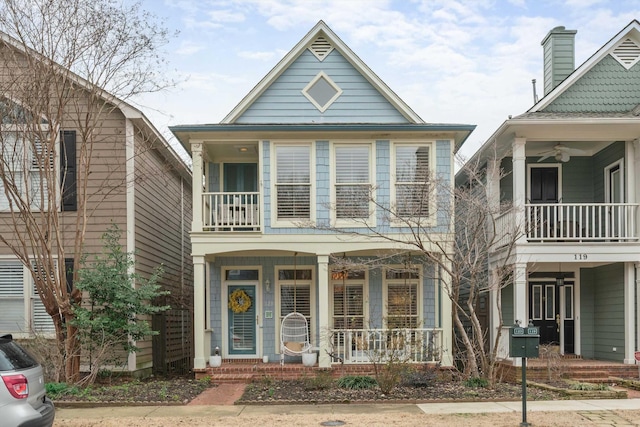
[509,323,540,358]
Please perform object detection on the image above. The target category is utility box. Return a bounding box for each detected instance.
[509,323,540,358]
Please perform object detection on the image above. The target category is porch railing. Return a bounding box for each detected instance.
[329,328,442,364]
[525,203,638,242]
[203,192,261,231]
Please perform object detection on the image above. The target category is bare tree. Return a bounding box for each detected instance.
[0,0,173,383]
[315,150,523,385]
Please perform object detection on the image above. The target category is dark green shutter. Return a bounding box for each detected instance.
[64,258,74,294]
[60,130,77,211]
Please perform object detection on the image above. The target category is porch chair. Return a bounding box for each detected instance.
[280,312,312,365]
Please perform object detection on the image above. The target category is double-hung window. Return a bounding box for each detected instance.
[274,144,311,223]
[334,144,371,222]
[0,260,54,335]
[393,143,432,220]
[331,269,366,330]
[0,131,53,211]
[278,267,315,340]
[384,267,421,329]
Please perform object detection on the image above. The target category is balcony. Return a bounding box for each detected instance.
[329,328,442,364]
[202,192,261,231]
[493,203,639,246]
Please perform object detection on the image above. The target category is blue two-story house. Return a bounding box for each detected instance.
[171,21,474,371]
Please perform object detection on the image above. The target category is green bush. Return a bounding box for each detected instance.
[401,366,437,388]
[464,377,489,388]
[45,382,83,398]
[337,375,377,390]
[303,371,334,391]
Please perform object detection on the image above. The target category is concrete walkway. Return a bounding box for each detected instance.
[55,398,640,419]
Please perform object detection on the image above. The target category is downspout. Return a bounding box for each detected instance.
[125,118,136,372]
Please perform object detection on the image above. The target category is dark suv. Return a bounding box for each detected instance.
[0,334,55,427]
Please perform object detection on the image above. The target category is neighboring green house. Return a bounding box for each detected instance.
[458,21,640,365]
[170,21,474,372]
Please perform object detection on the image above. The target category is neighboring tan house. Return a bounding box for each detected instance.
[171,21,474,371]
[0,30,193,375]
[458,21,640,366]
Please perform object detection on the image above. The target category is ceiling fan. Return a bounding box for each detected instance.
[537,144,586,162]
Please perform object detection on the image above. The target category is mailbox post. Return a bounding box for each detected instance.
[509,321,539,427]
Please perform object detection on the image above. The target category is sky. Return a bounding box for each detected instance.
[133,0,640,162]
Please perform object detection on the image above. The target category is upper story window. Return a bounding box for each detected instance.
[274,144,311,222]
[393,143,432,220]
[334,144,372,222]
[0,131,54,211]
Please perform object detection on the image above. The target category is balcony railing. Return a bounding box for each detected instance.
[525,203,638,242]
[203,192,261,231]
[329,328,442,364]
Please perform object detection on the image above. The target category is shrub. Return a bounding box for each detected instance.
[568,381,608,391]
[401,366,438,388]
[337,375,377,390]
[464,377,489,388]
[303,371,334,391]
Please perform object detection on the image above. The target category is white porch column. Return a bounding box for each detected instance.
[636,262,640,360]
[317,255,330,368]
[624,262,636,364]
[193,256,207,369]
[486,158,500,212]
[191,141,204,232]
[489,268,501,354]
[512,262,527,366]
[440,265,454,367]
[512,138,527,242]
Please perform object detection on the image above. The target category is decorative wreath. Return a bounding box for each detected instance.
[228,289,252,313]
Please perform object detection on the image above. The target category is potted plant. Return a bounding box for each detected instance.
[302,348,317,367]
[210,346,222,368]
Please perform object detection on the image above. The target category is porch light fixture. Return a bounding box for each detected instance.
[556,277,564,287]
[264,278,271,292]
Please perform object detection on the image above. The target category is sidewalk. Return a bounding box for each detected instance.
[55,398,640,418]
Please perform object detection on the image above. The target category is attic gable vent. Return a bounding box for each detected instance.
[302,71,342,112]
[308,35,334,61]
[611,38,640,69]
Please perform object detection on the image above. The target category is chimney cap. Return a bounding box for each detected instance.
[541,26,577,45]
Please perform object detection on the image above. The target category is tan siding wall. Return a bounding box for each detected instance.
[132,127,193,369]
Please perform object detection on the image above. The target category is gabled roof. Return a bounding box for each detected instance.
[222,20,423,124]
[0,30,191,179]
[530,19,640,112]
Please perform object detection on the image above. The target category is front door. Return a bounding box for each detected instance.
[227,283,257,356]
[529,281,574,353]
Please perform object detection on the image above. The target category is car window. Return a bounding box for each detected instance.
[0,338,38,371]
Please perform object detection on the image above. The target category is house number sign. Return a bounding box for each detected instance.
[574,253,587,260]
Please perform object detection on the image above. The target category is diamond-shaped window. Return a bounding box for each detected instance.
[302,71,342,112]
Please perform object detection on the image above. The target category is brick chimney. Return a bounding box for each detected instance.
[541,26,577,96]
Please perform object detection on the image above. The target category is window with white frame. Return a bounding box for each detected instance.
[278,267,314,337]
[0,131,53,211]
[274,144,311,221]
[0,260,54,334]
[331,269,366,330]
[394,143,431,218]
[334,144,371,220]
[384,267,420,329]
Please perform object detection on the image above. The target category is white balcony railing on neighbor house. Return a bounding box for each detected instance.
[526,203,638,242]
[202,192,261,231]
[329,328,443,364]
[491,203,639,246]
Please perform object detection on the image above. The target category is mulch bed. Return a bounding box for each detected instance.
[237,379,565,405]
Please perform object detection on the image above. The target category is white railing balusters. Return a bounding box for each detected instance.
[202,192,261,231]
[329,328,443,364]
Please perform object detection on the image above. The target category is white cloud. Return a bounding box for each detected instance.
[175,40,205,55]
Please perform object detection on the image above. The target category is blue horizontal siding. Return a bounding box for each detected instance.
[236,49,409,124]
